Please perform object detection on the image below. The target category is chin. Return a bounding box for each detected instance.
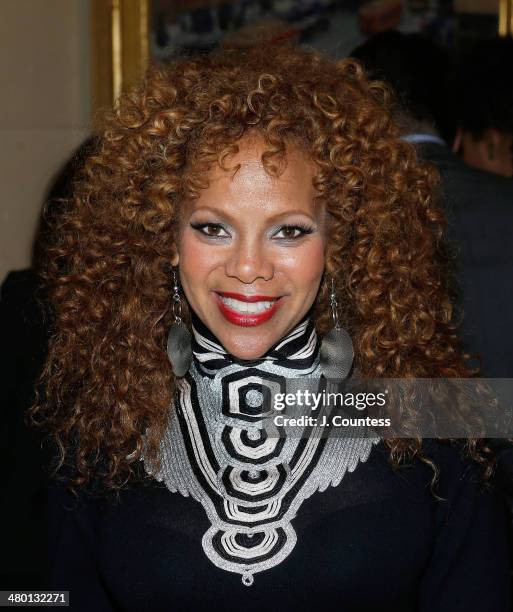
[232,349,269,361]
[219,332,277,361]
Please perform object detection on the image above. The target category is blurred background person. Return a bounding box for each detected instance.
[452,37,513,179]
[352,30,513,379]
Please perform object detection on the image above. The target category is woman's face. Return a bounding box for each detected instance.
[173,137,327,360]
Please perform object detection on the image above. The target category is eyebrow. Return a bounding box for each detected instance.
[189,206,317,224]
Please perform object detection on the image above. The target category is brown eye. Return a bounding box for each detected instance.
[190,222,229,238]
[274,225,313,240]
[204,224,222,236]
[284,227,299,239]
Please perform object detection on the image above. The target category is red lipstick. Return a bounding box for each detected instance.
[214,291,284,327]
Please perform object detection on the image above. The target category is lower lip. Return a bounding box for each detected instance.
[214,293,284,327]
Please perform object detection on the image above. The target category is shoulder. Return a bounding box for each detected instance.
[367,439,501,511]
[421,439,488,490]
[419,439,508,528]
[46,462,125,518]
[46,463,161,516]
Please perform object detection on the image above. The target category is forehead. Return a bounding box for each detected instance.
[188,137,320,217]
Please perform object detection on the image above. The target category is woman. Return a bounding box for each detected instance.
[31,45,511,610]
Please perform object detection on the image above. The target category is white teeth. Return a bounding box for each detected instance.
[219,296,276,314]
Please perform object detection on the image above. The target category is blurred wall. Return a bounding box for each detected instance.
[0,0,91,284]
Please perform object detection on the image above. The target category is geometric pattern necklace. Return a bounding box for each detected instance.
[142,313,379,586]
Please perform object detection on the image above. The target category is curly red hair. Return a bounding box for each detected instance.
[29,44,491,497]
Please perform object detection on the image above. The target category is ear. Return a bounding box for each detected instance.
[170,249,179,267]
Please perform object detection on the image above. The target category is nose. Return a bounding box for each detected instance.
[224,237,275,284]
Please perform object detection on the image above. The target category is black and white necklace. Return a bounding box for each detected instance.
[143,313,379,586]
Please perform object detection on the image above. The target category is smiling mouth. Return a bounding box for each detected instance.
[216,293,280,314]
[214,291,284,325]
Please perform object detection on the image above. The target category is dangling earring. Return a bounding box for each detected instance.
[166,266,192,377]
[319,277,354,379]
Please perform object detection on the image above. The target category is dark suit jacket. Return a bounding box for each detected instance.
[419,142,513,378]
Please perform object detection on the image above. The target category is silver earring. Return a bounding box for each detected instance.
[319,277,354,379]
[166,266,192,377]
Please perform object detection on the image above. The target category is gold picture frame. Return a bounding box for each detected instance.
[91,0,150,115]
[499,0,513,35]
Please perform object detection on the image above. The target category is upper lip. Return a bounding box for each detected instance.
[216,291,281,303]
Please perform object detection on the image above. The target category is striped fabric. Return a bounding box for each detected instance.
[190,310,321,376]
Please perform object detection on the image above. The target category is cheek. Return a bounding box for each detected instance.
[279,239,325,286]
[178,233,218,293]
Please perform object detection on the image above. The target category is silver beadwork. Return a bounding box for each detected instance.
[144,314,379,586]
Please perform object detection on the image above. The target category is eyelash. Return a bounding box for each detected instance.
[190,222,314,240]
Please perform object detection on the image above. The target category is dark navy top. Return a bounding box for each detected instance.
[45,439,512,611]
